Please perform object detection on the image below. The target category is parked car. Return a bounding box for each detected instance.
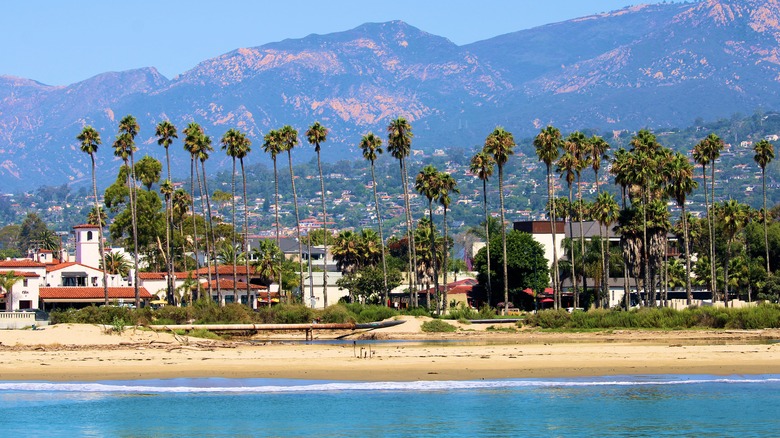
[19,309,49,321]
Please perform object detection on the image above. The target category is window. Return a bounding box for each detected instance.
[23,279,28,287]
[92,277,98,287]
[87,231,93,241]
[18,300,32,310]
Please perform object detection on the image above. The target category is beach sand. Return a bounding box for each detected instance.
[1,317,779,382]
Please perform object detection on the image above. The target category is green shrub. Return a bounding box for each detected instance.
[525,309,571,329]
[319,305,354,324]
[273,304,316,324]
[421,319,457,332]
[402,307,431,317]
[445,304,479,321]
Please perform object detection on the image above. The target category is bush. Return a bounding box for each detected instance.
[402,307,431,317]
[421,319,457,332]
[445,303,479,321]
[272,304,316,324]
[319,305,354,324]
[525,309,570,329]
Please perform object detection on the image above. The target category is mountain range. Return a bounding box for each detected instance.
[3,0,780,191]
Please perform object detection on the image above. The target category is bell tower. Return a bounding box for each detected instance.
[73,224,101,268]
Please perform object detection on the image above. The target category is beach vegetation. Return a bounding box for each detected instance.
[525,304,780,330]
[421,319,457,332]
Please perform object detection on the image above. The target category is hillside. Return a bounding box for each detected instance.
[3,0,780,191]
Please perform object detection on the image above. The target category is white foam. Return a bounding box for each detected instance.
[1,377,778,394]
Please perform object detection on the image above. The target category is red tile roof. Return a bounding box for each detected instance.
[39,287,153,299]
[448,285,473,295]
[0,270,40,278]
[72,224,100,229]
[46,261,98,272]
[204,280,266,290]
[0,260,46,268]
[138,272,188,280]
[191,265,253,276]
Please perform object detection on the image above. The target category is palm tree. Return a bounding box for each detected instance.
[387,117,417,306]
[591,191,619,308]
[280,125,305,303]
[155,121,178,304]
[101,251,132,277]
[77,126,109,305]
[0,271,23,311]
[332,230,361,275]
[753,139,775,274]
[196,132,220,302]
[306,122,330,307]
[483,127,515,315]
[437,171,458,314]
[557,151,578,307]
[469,151,495,305]
[533,126,562,308]
[221,128,251,302]
[251,240,282,306]
[263,129,284,304]
[118,115,141,308]
[415,164,442,313]
[719,200,749,306]
[666,152,698,305]
[171,188,191,273]
[694,133,723,302]
[565,131,591,307]
[183,123,204,290]
[360,132,389,304]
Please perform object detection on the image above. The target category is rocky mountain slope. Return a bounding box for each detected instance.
[2,0,780,191]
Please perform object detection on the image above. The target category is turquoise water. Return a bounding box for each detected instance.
[1,375,779,437]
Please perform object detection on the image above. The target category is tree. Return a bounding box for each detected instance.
[118,114,141,308]
[483,127,515,315]
[360,132,389,304]
[533,126,562,308]
[280,125,305,304]
[306,122,330,307]
[717,200,750,306]
[263,129,284,303]
[78,126,109,304]
[666,152,698,305]
[753,139,775,274]
[387,117,417,306]
[415,164,442,313]
[473,230,550,309]
[693,133,723,303]
[556,151,579,305]
[251,240,282,307]
[196,131,220,301]
[564,131,591,308]
[134,155,162,191]
[469,151,495,306]
[156,120,178,305]
[0,271,23,312]
[183,123,204,288]
[332,230,361,275]
[221,128,252,303]
[101,251,131,277]
[437,171,458,313]
[591,191,619,308]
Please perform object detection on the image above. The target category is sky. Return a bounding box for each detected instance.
[1,0,641,86]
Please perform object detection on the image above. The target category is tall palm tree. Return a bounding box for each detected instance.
[693,133,723,302]
[360,132,389,304]
[77,126,109,305]
[155,121,178,304]
[557,151,578,307]
[564,131,590,308]
[263,129,284,304]
[666,152,698,305]
[183,123,204,291]
[387,117,417,306]
[483,127,515,315]
[280,125,305,303]
[221,129,245,301]
[306,122,330,307]
[589,135,610,195]
[437,171,458,314]
[469,151,495,305]
[118,115,141,308]
[533,126,562,308]
[592,191,619,308]
[415,165,442,313]
[251,240,282,306]
[753,139,775,274]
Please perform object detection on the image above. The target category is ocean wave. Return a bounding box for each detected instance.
[1,376,779,394]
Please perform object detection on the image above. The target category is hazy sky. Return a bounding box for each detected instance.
[2,0,641,86]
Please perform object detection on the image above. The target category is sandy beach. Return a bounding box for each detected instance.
[1,317,779,382]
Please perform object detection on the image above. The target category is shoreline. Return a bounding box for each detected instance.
[1,322,779,382]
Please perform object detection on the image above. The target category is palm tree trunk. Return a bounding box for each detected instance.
[724,243,731,307]
[165,148,174,305]
[128,153,140,308]
[568,184,577,309]
[231,157,238,300]
[642,196,651,307]
[709,163,717,304]
[764,169,771,275]
[683,206,693,306]
[482,178,492,307]
[547,167,559,310]
[200,160,222,303]
[577,174,585,309]
[371,163,389,305]
[273,157,282,306]
[443,206,450,314]
[599,222,606,309]
[498,165,509,315]
[287,150,304,304]
[241,158,252,308]
[195,163,214,301]
[428,201,439,315]
[92,155,109,305]
[316,150,329,307]
[621,185,629,310]
[190,158,201,301]
[400,158,416,307]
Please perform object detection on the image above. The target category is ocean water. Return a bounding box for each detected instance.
[1,375,778,437]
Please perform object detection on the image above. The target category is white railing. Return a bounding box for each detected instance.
[0,312,35,320]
